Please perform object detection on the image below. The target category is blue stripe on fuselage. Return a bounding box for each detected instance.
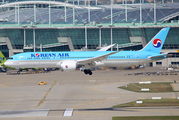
[8,51,160,61]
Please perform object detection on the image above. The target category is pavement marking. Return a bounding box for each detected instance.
[137,97,146,99]
[63,109,74,116]
[85,82,122,93]
[93,82,121,87]
[142,78,151,80]
[85,87,106,93]
[152,97,161,99]
[160,78,172,80]
[0,84,8,87]
[126,108,179,113]
[141,88,150,91]
[0,110,50,118]
[2,78,9,80]
[172,83,177,91]
[136,101,143,104]
[73,99,105,109]
[36,80,56,107]
[89,80,96,82]
[74,112,104,115]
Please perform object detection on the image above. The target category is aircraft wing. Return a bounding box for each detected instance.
[77,51,120,66]
[97,44,116,51]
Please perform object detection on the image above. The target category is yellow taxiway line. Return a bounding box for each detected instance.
[73,99,105,109]
[36,80,56,107]
[172,83,177,91]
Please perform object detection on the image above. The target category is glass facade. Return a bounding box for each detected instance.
[0,45,9,57]
[24,45,70,52]
[168,53,179,58]
[6,29,24,49]
[163,28,179,49]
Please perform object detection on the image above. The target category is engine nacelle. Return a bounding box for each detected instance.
[60,61,77,72]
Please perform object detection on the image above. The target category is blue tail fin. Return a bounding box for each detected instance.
[140,27,170,53]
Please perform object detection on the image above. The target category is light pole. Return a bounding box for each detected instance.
[49,3,51,25]
[34,3,36,22]
[88,2,90,22]
[140,0,142,24]
[23,25,27,48]
[154,0,156,24]
[84,22,88,49]
[125,0,127,21]
[40,44,42,52]
[98,25,103,48]
[18,3,19,25]
[65,1,67,22]
[15,3,17,22]
[32,25,36,52]
[73,1,75,25]
[111,0,113,25]
[109,25,114,51]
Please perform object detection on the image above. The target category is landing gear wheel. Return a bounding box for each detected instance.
[89,70,92,75]
[83,69,92,75]
[84,69,88,75]
[89,72,92,75]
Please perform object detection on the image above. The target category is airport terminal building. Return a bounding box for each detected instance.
[0,0,179,67]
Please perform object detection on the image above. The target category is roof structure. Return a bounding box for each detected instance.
[0,1,179,25]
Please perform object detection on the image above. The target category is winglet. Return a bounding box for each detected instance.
[98,44,116,51]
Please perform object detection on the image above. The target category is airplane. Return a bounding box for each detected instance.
[4,27,170,75]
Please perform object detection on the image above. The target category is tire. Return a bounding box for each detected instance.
[84,69,88,74]
[89,70,92,75]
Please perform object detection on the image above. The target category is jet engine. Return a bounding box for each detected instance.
[59,61,77,72]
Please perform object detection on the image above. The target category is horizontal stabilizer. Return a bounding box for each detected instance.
[148,54,167,59]
[161,52,169,55]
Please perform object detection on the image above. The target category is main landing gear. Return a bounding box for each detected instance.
[84,69,92,75]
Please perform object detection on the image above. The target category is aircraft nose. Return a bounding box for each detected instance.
[4,61,11,67]
[4,61,7,66]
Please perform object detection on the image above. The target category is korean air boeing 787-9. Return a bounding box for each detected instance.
[4,27,170,75]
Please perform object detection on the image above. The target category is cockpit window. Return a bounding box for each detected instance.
[10,57,13,60]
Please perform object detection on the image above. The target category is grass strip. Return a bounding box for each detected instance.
[113,116,179,120]
[119,82,174,92]
[113,99,179,107]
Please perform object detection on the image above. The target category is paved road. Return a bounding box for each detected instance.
[0,67,179,120]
